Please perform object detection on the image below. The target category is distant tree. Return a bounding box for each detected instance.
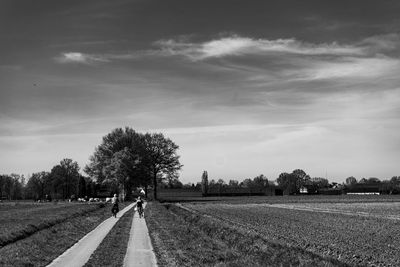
[217,179,226,186]
[8,174,24,200]
[182,183,194,189]
[359,178,368,184]
[345,176,357,185]
[0,175,4,199]
[0,174,24,200]
[228,179,239,188]
[277,169,310,194]
[389,176,400,192]
[276,172,295,194]
[292,169,310,189]
[390,176,400,185]
[252,174,269,188]
[201,171,209,196]
[26,172,51,200]
[307,177,329,193]
[165,169,181,189]
[367,177,381,184]
[208,179,216,190]
[51,159,80,199]
[78,175,87,198]
[241,178,253,188]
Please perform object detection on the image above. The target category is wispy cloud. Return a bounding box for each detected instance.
[155,35,366,61]
[55,52,108,64]
[152,34,400,82]
[290,56,400,81]
[52,34,400,83]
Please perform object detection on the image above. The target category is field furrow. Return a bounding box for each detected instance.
[184,201,400,266]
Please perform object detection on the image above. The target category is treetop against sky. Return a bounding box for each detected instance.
[0,0,399,182]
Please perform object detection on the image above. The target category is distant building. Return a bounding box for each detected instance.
[299,187,308,194]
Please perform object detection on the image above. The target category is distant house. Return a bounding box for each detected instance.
[299,187,308,194]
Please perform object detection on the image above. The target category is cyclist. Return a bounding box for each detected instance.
[111,194,119,218]
[136,196,144,218]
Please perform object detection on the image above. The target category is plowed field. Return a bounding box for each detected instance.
[183,200,400,266]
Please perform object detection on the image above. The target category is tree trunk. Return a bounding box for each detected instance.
[125,182,133,201]
[153,172,157,200]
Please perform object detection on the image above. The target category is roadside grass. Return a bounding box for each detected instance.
[0,202,130,267]
[84,204,135,267]
[146,202,348,267]
[0,202,105,247]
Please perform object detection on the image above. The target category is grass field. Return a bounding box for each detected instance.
[0,201,105,247]
[146,195,400,266]
[0,201,131,266]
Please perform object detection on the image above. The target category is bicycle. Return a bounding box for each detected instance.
[137,205,144,218]
[111,204,119,218]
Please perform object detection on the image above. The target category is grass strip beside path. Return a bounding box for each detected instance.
[0,202,130,267]
[84,205,135,267]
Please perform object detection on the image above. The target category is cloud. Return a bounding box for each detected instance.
[52,34,400,83]
[292,56,400,81]
[155,36,366,61]
[55,52,108,64]
[360,33,400,52]
[152,34,400,83]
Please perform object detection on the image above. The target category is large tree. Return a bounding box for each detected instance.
[85,128,182,200]
[85,127,144,200]
[103,147,140,198]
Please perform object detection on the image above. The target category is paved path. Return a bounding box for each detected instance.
[123,203,158,267]
[47,202,136,267]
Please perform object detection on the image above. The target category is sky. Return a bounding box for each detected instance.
[1,0,399,183]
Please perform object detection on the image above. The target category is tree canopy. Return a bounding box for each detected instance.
[277,169,310,194]
[85,127,182,200]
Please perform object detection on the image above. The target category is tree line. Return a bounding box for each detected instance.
[344,176,400,194]
[1,127,182,201]
[0,158,94,201]
[200,169,400,196]
[200,169,325,196]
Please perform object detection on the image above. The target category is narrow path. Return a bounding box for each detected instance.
[47,202,136,267]
[123,203,158,267]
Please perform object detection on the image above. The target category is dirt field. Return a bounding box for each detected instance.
[146,195,400,266]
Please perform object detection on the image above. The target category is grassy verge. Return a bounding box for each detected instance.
[0,202,105,247]
[0,202,130,267]
[84,204,135,267]
[146,202,349,267]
